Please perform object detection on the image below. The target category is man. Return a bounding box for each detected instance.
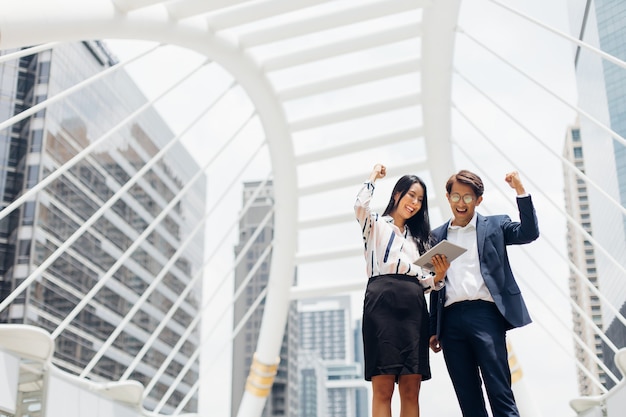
[429,169,539,417]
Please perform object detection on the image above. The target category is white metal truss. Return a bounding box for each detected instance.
[0,1,625,417]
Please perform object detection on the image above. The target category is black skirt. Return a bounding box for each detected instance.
[362,274,431,381]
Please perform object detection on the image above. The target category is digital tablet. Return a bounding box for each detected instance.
[414,240,467,270]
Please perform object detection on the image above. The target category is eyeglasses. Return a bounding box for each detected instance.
[449,193,476,204]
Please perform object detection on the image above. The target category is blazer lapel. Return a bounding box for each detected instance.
[476,213,486,261]
[438,221,451,240]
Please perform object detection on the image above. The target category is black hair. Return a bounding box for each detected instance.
[382,174,431,254]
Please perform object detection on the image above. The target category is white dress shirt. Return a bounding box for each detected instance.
[355,181,443,292]
[444,212,494,307]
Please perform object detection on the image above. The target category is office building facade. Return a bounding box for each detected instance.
[566,0,626,392]
[298,295,368,417]
[0,41,205,412]
[298,350,328,417]
[231,180,298,417]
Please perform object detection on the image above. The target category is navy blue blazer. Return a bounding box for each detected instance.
[429,195,539,338]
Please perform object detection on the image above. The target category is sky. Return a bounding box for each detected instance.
[104,0,590,416]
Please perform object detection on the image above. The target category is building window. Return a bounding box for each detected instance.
[26,165,39,188]
[8,139,26,166]
[22,201,35,225]
[38,61,50,83]
[30,129,44,152]
[0,217,9,240]
[17,240,31,264]
[34,95,47,118]
[3,171,19,201]
[573,147,583,158]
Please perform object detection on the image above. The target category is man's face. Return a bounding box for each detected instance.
[447,181,482,227]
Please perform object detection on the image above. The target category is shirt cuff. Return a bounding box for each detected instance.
[516,193,529,198]
[421,275,445,291]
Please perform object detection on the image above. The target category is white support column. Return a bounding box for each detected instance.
[421,0,462,208]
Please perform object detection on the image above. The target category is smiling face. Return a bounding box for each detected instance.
[447,181,482,227]
[390,182,424,226]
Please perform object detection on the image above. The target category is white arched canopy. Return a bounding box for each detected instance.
[4,1,621,417]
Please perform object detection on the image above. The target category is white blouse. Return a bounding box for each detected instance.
[354,181,442,293]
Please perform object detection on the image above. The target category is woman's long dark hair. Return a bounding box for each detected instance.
[382,175,431,254]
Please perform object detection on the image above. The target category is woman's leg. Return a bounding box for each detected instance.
[371,375,395,417]
[398,374,422,417]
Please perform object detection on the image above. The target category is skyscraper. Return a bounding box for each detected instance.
[563,122,605,393]
[298,295,368,417]
[0,41,205,413]
[231,180,298,417]
[566,0,626,392]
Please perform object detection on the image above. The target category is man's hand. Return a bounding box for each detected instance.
[505,171,526,195]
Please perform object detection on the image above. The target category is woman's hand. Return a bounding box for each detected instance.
[430,254,450,285]
[429,335,442,353]
[369,163,386,183]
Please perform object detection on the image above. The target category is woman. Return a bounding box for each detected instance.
[355,163,449,417]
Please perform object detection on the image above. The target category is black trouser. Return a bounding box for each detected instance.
[440,300,519,417]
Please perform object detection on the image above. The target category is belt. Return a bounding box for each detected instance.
[444,299,495,310]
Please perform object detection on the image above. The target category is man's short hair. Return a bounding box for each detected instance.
[445,170,484,197]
